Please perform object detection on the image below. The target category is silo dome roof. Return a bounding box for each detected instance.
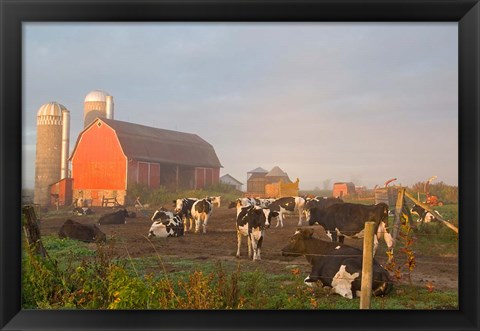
[84,90,109,102]
[37,102,68,117]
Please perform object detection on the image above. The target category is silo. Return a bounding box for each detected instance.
[34,102,69,206]
[83,90,112,127]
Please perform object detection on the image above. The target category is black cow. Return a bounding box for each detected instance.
[58,219,106,243]
[266,196,306,227]
[98,209,129,225]
[236,205,278,261]
[306,202,393,254]
[173,198,198,232]
[304,197,344,211]
[148,211,184,238]
[281,228,392,299]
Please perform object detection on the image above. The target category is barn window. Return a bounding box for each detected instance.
[97,122,102,127]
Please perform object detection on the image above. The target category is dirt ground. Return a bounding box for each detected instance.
[38,205,458,291]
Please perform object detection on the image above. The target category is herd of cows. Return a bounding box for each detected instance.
[52,195,445,299]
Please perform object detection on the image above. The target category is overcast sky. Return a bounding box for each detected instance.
[23,23,458,190]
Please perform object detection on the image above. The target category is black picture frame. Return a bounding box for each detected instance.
[1,1,478,330]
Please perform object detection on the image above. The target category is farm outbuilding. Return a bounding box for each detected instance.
[220,174,243,191]
[70,118,222,206]
[245,166,298,198]
[332,182,356,198]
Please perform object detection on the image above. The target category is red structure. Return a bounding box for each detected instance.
[70,118,222,206]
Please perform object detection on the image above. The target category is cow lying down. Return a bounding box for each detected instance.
[281,228,392,299]
[148,211,184,238]
[58,219,106,243]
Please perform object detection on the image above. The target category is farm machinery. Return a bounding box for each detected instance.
[424,176,444,207]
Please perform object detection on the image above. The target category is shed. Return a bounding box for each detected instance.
[69,118,222,206]
[220,174,243,191]
[246,172,267,195]
[265,166,292,184]
[332,182,356,198]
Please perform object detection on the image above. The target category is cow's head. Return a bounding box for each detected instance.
[281,228,315,257]
[307,207,325,226]
[92,225,107,243]
[173,199,184,213]
[151,210,170,222]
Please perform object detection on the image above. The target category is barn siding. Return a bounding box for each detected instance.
[212,168,220,184]
[150,163,160,188]
[71,122,126,190]
[195,168,205,189]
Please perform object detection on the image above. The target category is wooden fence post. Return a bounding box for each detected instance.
[360,221,375,309]
[22,205,47,257]
[391,187,406,244]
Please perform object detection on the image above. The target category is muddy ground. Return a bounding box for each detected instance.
[38,205,458,291]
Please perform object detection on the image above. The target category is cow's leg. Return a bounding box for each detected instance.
[188,216,194,231]
[373,235,379,254]
[338,235,345,243]
[251,236,258,260]
[236,231,242,258]
[297,209,303,226]
[247,234,253,259]
[378,221,394,250]
[194,217,201,234]
[202,215,208,234]
[276,213,284,228]
[255,236,263,261]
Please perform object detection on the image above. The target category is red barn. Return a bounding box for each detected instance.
[69,118,222,206]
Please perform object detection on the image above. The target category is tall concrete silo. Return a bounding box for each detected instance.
[83,90,114,127]
[34,102,70,205]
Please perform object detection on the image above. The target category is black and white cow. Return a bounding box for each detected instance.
[148,211,184,238]
[59,219,106,243]
[191,198,213,234]
[411,204,441,223]
[98,209,130,225]
[266,196,306,227]
[173,198,198,232]
[281,228,392,299]
[235,205,278,261]
[72,207,95,216]
[306,202,393,254]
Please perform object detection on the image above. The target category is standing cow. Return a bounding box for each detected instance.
[191,198,213,234]
[281,228,392,299]
[306,202,393,254]
[266,196,306,227]
[173,198,198,232]
[235,205,278,261]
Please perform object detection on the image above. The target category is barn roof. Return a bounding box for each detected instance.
[266,166,288,177]
[247,167,268,174]
[71,118,222,168]
[220,174,243,185]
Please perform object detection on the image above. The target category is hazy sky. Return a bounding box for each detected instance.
[23,23,458,190]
